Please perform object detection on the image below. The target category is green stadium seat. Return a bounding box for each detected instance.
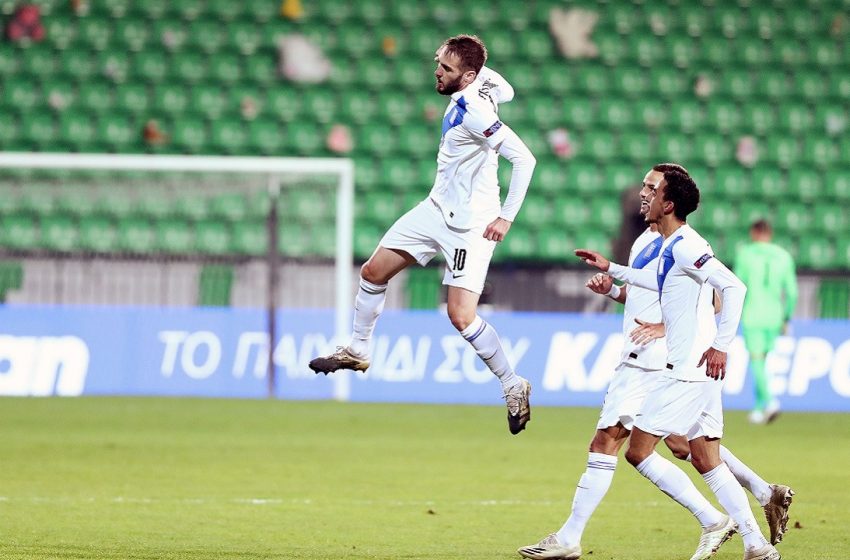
[597,99,634,130]
[714,166,748,199]
[553,198,591,231]
[78,216,117,253]
[397,125,434,158]
[133,49,167,82]
[825,168,850,201]
[339,91,379,126]
[232,220,267,256]
[44,17,76,49]
[353,157,380,192]
[42,80,75,111]
[755,71,788,100]
[529,98,564,129]
[114,83,150,115]
[210,119,248,154]
[157,220,194,254]
[620,132,654,164]
[352,2,384,25]
[764,137,801,169]
[287,122,323,155]
[794,71,827,101]
[209,194,248,223]
[0,114,19,147]
[59,111,97,150]
[41,216,79,252]
[498,225,535,261]
[631,35,664,67]
[153,84,189,115]
[540,62,575,96]
[0,45,19,75]
[248,121,284,155]
[152,19,188,52]
[227,21,262,56]
[97,113,134,152]
[191,84,226,119]
[174,197,209,222]
[813,204,846,235]
[667,35,698,68]
[22,45,57,77]
[172,0,204,20]
[580,131,618,161]
[245,0,278,22]
[379,157,418,190]
[668,101,704,134]
[171,52,208,83]
[1,214,40,251]
[355,124,395,157]
[798,238,835,270]
[77,17,112,50]
[196,221,232,255]
[114,19,149,52]
[265,88,301,123]
[172,117,209,153]
[21,113,55,147]
[694,134,733,167]
[751,167,786,199]
[530,160,562,194]
[775,204,813,235]
[78,81,115,113]
[740,103,777,137]
[605,163,637,193]
[517,30,553,62]
[718,70,754,101]
[96,50,129,83]
[714,6,747,39]
[575,66,610,94]
[701,37,732,66]
[208,0,243,21]
[4,78,39,111]
[803,137,838,168]
[521,194,554,225]
[705,101,741,135]
[135,0,168,19]
[535,227,573,263]
[749,7,782,39]
[60,50,95,80]
[809,39,840,67]
[787,168,820,204]
[738,38,772,66]
[209,54,242,84]
[658,133,694,163]
[591,198,622,234]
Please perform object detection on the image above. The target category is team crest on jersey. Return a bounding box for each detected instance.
[483,120,503,137]
[694,253,713,268]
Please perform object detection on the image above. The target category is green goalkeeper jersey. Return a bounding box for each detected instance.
[734,241,798,328]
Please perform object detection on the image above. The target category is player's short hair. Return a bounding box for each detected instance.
[661,170,700,220]
[751,219,772,234]
[441,34,488,74]
[652,162,690,176]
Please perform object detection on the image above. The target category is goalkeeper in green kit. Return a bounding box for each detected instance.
[734,220,798,424]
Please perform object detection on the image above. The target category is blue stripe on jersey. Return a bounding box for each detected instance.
[441,95,467,137]
[657,235,684,294]
[631,235,663,269]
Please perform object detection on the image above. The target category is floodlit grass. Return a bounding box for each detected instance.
[0,397,848,559]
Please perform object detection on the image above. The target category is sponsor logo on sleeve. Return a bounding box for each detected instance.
[483,120,503,138]
[694,253,713,269]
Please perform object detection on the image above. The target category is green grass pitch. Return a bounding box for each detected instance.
[1,397,848,559]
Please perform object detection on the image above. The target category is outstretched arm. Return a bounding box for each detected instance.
[484,127,536,241]
[575,249,658,291]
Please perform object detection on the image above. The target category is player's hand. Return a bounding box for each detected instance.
[575,249,610,271]
[630,319,665,345]
[483,217,511,242]
[698,347,727,380]
[585,273,613,295]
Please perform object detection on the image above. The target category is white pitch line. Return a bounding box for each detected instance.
[0,496,564,507]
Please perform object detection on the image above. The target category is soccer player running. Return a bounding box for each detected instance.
[518,165,792,560]
[573,169,782,560]
[734,220,798,424]
[309,35,537,434]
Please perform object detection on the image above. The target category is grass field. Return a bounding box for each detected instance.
[0,397,848,559]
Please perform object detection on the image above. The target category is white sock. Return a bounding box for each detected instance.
[636,452,723,528]
[719,446,772,506]
[556,452,617,547]
[348,278,387,358]
[703,464,769,551]
[459,316,520,390]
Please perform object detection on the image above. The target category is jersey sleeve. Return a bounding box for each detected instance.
[463,102,509,149]
[672,237,719,283]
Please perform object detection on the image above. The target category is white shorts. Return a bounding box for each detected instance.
[380,198,496,294]
[634,375,724,440]
[597,363,661,431]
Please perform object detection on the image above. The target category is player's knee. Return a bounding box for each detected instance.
[589,432,619,455]
[360,260,383,285]
[448,308,474,331]
[625,446,648,467]
[670,447,690,461]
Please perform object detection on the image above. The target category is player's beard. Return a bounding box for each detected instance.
[436,74,464,95]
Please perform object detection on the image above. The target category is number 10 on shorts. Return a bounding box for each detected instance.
[453,248,467,272]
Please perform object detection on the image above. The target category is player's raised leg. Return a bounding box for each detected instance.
[447,285,530,434]
[309,246,415,374]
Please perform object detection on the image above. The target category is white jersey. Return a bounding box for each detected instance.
[429,80,510,230]
[621,228,666,370]
[610,224,746,382]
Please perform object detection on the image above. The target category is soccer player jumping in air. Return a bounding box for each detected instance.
[310,35,537,434]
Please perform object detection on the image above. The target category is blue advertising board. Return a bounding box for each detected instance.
[0,305,848,412]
